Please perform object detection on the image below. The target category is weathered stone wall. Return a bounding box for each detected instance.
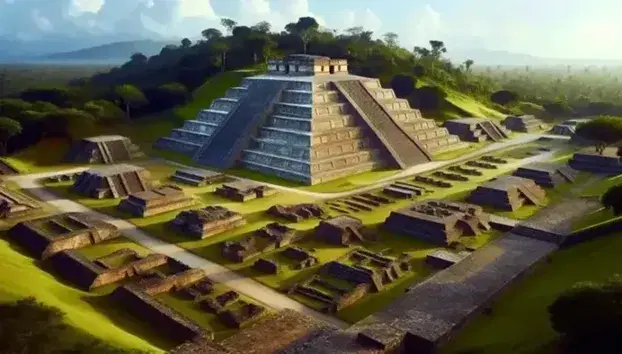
[142,268,207,296]
[111,285,212,344]
[91,253,169,289]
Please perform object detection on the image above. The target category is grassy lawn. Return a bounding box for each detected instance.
[444,231,622,354]
[0,236,165,353]
[581,174,622,197]
[433,142,488,161]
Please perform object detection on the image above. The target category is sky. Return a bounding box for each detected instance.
[1,0,622,59]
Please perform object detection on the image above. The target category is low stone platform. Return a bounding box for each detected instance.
[118,185,194,217]
[172,168,229,187]
[171,206,246,239]
[314,215,367,246]
[221,223,300,263]
[8,212,119,259]
[0,185,41,219]
[267,203,324,222]
[503,115,547,133]
[214,181,275,202]
[65,135,144,164]
[569,147,622,175]
[384,199,491,246]
[72,164,153,199]
[468,175,547,211]
[444,118,510,142]
[512,162,578,187]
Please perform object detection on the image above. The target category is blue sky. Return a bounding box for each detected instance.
[1,0,622,59]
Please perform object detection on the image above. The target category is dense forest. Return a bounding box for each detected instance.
[1,16,622,157]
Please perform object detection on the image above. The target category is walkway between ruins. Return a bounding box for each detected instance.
[7,174,349,329]
[161,133,569,200]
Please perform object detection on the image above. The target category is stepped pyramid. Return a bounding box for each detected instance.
[155,55,465,185]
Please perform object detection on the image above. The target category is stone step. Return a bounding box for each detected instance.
[311,161,381,184]
[408,126,451,141]
[312,114,358,132]
[311,149,381,173]
[391,109,424,122]
[274,102,313,118]
[281,90,313,105]
[310,140,375,161]
[251,139,312,160]
[224,87,248,99]
[421,135,463,152]
[196,109,229,124]
[170,128,213,144]
[361,79,382,89]
[258,127,312,146]
[154,137,201,155]
[313,102,349,117]
[269,115,312,132]
[311,126,367,146]
[366,88,396,100]
[379,98,411,111]
[209,98,237,112]
[313,90,341,104]
[183,120,220,135]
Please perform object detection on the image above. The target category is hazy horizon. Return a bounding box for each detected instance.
[1,0,621,61]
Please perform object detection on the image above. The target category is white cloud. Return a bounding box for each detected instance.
[335,8,381,35]
[31,9,53,32]
[177,0,216,19]
[409,5,442,46]
[70,0,104,14]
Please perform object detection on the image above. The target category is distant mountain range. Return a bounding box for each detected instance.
[0,36,175,64]
[44,40,173,63]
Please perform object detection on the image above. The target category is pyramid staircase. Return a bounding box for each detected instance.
[154,81,252,155]
[444,118,511,143]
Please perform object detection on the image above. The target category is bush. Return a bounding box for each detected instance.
[390,74,416,98]
[490,90,518,106]
[408,85,447,110]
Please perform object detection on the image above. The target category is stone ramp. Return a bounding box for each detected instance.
[105,139,131,162]
[334,80,431,168]
[194,80,286,169]
[479,120,508,141]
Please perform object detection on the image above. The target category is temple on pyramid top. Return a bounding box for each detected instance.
[155,54,466,185]
[267,54,348,75]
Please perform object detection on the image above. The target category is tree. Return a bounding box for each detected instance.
[220,18,238,35]
[232,26,252,39]
[602,184,622,215]
[464,59,475,71]
[549,279,622,353]
[130,52,148,64]
[201,28,223,42]
[212,40,231,72]
[251,21,272,34]
[42,108,95,139]
[383,32,399,48]
[412,64,426,77]
[429,40,447,58]
[490,90,518,106]
[390,74,416,98]
[543,102,572,116]
[181,38,192,48]
[286,17,320,53]
[0,98,32,117]
[114,84,147,120]
[0,117,21,155]
[575,117,622,154]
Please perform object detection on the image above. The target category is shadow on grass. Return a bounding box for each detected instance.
[82,294,178,351]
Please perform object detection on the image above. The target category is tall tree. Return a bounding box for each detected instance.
[181,38,192,48]
[130,52,148,64]
[286,17,320,53]
[114,84,147,120]
[383,32,399,48]
[201,28,223,41]
[212,40,231,72]
[464,59,475,71]
[220,18,238,35]
[575,117,622,154]
[251,21,272,34]
[602,184,622,215]
[429,40,447,58]
[0,117,21,155]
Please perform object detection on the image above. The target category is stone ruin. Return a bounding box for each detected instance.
[155,54,466,185]
[72,164,154,199]
[569,147,622,175]
[171,205,246,239]
[282,246,319,269]
[253,258,280,274]
[549,118,589,137]
[290,248,412,313]
[512,162,578,188]
[384,199,491,246]
[65,135,144,164]
[118,184,194,217]
[0,184,41,220]
[172,168,229,187]
[49,248,166,290]
[314,215,368,246]
[214,180,275,202]
[503,115,547,133]
[444,118,510,142]
[267,203,324,222]
[425,249,472,269]
[8,212,119,260]
[170,309,334,354]
[382,182,427,199]
[468,175,547,211]
[221,222,301,263]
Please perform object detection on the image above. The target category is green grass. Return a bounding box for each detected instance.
[173,68,261,120]
[444,231,622,354]
[581,174,622,196]
[433,142,488,161]
[0,236,165,353]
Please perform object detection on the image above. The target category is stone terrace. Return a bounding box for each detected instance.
[118,185,194,217]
